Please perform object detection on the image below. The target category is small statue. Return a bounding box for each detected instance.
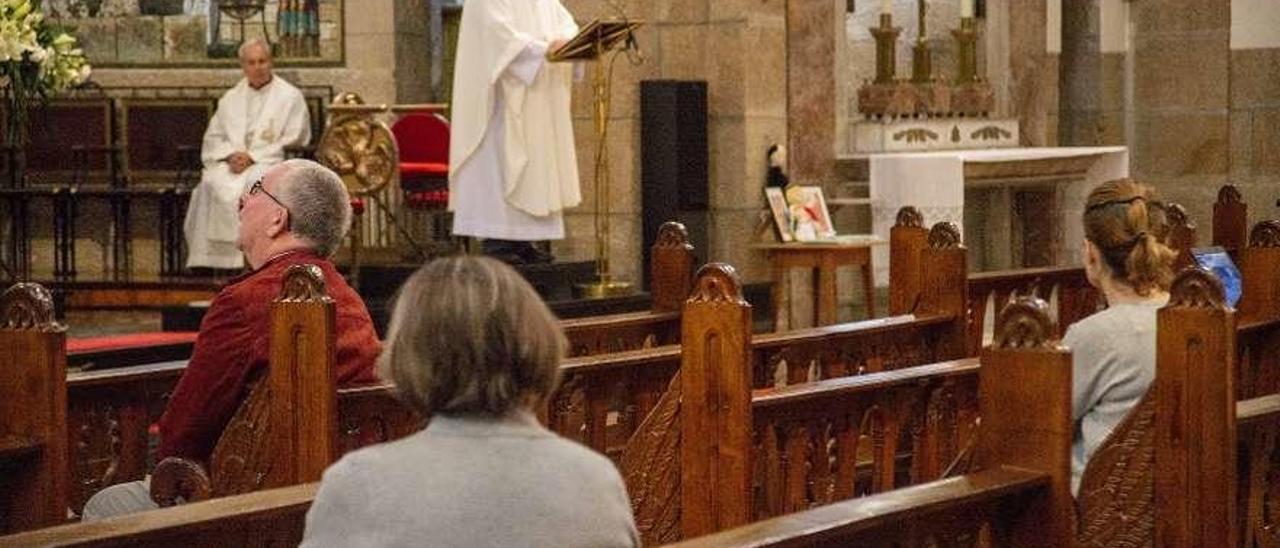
[766,144,789,188]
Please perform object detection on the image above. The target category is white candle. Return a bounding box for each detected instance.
[961,0,974,18]
[881,0,892,14]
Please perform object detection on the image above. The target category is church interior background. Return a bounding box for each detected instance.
[1,0,1277,330]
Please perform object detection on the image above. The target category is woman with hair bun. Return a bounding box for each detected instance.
[1066,178,1177,496]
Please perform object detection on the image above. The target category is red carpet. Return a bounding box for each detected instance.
[67,332,198,355]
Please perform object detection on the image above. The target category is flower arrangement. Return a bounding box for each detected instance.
[0,0,91,144]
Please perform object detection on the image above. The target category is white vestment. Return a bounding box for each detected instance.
[448,0,580,241]
[184,76,311,268]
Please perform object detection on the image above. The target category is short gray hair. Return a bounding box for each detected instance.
[378,256,565,417]
[277,159,351,257]
[238,38,271,60]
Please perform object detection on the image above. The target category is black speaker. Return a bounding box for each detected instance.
[640,80,709,287]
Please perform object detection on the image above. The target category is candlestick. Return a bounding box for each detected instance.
[952,16,978,84]
[916,0,927,41]
[911,0,931,83]
[870,13,901,84]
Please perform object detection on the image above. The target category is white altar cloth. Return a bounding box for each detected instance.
[867,146,1129,286]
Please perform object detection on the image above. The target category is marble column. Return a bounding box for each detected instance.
[786,0,841,184]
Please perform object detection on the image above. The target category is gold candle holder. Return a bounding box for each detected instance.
[870,13,901,85]
[952,16,979,84]
[910,0,932,84]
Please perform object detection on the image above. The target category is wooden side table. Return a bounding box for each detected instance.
[755,238,886,328]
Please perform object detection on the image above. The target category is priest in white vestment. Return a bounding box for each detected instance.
[448,0,580,263]
[184,38,311,269]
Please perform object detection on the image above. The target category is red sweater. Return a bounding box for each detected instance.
[157,250,380,463]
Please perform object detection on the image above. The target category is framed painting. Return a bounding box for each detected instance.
[48,0,344,67]
[786,185,836,242]
[765,187,793,242]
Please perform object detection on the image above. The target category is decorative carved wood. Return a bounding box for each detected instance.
[148,264,340,507]
[1155,267,1237,547]
[1213,184,1247,255]
[1076,391,1155,547]
[920,222,968,357]
[975,295,1073,546]
[991,296,1055,350]
[1250,220,1280,248]
[680,263,753,538]
[651,221,695,313]
[889,206,928,315]
[317,94,399,197]
[927,221,962,249]
[619,372,682,546]
[1165,202,1196,270]
[0,282,70,534]
[967,266,1101,355]
[1237,221,1280,324]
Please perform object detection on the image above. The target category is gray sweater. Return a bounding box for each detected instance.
[1063,295,1167,496]
[301,410,640,548]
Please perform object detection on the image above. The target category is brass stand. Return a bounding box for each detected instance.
[576,35,634,299]
[952,16,978,84]
[910,0,932,84]
[870,13,901,85]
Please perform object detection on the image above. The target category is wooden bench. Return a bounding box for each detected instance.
[0,283,70,534]
[671,263,1280,546]
[12,240,1280,545]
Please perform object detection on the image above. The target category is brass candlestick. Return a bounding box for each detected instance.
[952,16,978,84]
[870,13,901,84]
[911,0,932,83]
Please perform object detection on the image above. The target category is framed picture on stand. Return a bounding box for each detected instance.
[765,187,793,242]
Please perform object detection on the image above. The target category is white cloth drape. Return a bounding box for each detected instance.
[448,0,580,240]
[869,146,1129,285]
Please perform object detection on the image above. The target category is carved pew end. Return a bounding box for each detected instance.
[151,457,213,507]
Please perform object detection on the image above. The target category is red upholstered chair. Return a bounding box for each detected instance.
[391,113,450,209]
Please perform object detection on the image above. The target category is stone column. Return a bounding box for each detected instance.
[786,0,841,184]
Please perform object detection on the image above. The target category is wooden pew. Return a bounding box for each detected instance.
[560,220,694,356]
[14,262,1278,546]
[0,283,70,534]
[147,264,350,504]
[670,265,1280,547]
[0,267,1018,545]
[1214,183,1248,256]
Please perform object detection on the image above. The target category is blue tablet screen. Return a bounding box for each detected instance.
[1192,247,1243,308]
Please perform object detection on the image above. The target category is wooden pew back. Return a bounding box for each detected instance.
[150,265,341,504]
[0,283,70,534]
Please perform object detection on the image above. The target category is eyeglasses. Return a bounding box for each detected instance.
[241,178,291,228]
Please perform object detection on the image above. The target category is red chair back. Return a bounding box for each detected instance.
[391,113,450,165]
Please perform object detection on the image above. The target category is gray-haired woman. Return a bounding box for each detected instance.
[301,256,639,547]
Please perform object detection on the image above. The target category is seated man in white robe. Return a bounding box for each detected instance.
[448,0,580,264]
[185,38,311,270]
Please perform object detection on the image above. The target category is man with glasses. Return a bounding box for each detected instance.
[82,159,381,520]
[184,37,311,271]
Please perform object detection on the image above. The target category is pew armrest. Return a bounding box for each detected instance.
[151,457,213,507]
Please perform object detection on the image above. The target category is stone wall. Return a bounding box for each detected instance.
[556,0,789,285]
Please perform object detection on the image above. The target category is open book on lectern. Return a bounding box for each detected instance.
[547,19,643,62]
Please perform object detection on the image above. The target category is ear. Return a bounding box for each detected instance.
[266,209,289,239]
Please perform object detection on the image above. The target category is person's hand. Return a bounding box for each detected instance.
[226,152,255,174]
[547,39,568,57]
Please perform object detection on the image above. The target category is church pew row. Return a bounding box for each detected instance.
[57,221,970,513]
[8,263,1280,546]
[0,265,1038,546]
[62,228,965,531]
[670,268,1267,546]
[57,213,1280,520]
